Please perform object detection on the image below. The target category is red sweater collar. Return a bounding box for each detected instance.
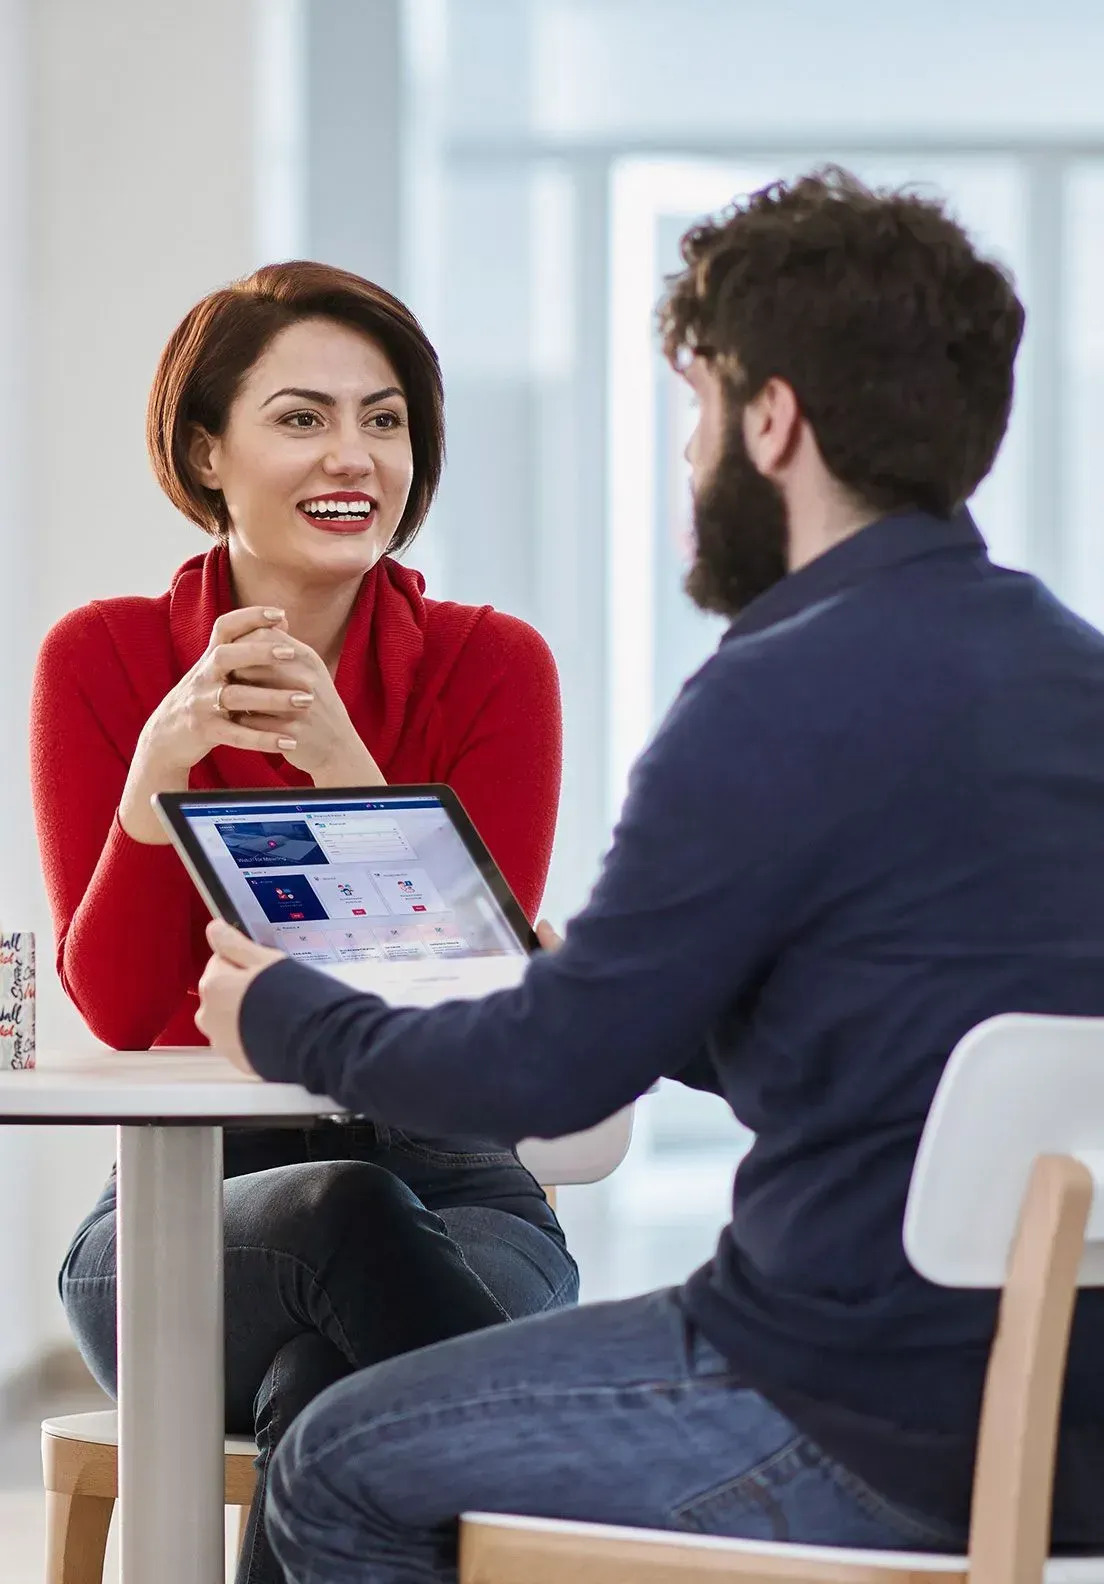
[167,544,430,785]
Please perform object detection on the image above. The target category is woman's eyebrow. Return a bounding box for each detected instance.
[260,385,405,409]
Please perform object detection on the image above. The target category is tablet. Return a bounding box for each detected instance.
[154,786,537,1008]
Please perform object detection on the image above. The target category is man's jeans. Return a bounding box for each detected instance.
[267,1287,967,1584]
[59,1122,577,1584]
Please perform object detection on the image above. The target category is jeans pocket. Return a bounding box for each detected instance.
[673,1434,962,1551]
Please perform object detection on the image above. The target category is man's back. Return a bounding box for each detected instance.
[677,509,1104,1537]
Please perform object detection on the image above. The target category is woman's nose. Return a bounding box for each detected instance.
[323,433,376,477]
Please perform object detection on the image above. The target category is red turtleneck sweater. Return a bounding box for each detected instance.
[30,548,562,1050]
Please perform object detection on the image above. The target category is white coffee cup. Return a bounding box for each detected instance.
[0,930,36,1070]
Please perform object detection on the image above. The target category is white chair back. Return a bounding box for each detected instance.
[905,1012,1104,1288]
[516,1107,634,1185]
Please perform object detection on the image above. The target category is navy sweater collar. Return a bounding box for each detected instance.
[724,508,988,643]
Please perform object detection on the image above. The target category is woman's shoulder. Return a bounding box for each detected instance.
[37,589,174,680]
[423,597,557,681]
[412,599,561,757]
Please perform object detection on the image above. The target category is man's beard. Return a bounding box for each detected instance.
[685,413,790,619]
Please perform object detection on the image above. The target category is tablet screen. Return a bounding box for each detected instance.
[170,792,530,971]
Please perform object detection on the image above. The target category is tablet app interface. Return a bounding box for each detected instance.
[178,796,526,967]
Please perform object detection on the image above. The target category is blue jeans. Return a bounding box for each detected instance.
[60,1121,578,1584]
[267,1287,967,1583]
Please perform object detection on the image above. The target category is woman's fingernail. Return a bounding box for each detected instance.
[263,608,285,620]
[278,737,298,750]
[273,645,295,659]
[290,693,314,707]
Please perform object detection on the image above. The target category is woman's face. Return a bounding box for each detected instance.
[189,316,415,583]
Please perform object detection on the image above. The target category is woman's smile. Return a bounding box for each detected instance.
[297,489,380,534]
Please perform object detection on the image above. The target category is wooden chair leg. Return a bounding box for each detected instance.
[44,1489,113,1584]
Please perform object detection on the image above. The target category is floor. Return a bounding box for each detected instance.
[0,1489,56,1584]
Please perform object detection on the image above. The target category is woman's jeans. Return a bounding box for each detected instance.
[266,1288,969,1584]
[59,1121,578,1584]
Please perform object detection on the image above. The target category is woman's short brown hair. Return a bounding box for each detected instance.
[147,261,445,551]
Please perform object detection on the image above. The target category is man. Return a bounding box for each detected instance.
[198,168,1104,1582]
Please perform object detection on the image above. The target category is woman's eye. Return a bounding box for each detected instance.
[366,411,402,431]
[281,411,322,430]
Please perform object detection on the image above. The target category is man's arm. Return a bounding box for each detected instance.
[241,652,825,1142]
[666,1046,724,1095]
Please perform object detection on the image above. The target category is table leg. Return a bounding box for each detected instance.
[117,1124,225,1584]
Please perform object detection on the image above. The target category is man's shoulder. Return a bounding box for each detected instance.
[690,557,1104,766]
[687,582,924,712]
[711,556,1102,690]
[662,569,991,771]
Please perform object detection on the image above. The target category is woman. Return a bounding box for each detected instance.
[30,261,578,1584]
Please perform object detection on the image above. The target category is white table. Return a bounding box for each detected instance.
[0,1050,345,1584]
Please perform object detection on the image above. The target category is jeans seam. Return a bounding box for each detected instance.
[65,1241,369,1365]
[672,1435,802,1538]
[285,1377,709,1482]
[541,1272,579,1310]
[389,1144,519,1167]
[670,1434,961,1550]
[231,1243,364,1364]
[440,1216,578,1306]
[807,1445,965,1548]
[64,1228,525,1354]
[238,1349,279,1584]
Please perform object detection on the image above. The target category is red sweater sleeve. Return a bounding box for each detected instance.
[439,612,562,922]
[30,607,201,1049]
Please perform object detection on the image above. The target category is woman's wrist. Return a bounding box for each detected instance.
[310,742,386,789]
[118,737,192,844]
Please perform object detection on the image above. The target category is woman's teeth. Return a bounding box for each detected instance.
[299,500,373,521]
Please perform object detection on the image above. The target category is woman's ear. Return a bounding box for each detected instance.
[187,425,222,490]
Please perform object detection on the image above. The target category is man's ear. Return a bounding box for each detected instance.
[187,425,222,490]
[743,377,802,478]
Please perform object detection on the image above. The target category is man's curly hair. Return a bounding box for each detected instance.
[659,166,1025,518]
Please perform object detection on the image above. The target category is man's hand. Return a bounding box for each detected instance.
[196,921,285,1075]
[535,920,563,952]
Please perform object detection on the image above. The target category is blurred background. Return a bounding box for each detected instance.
[2,0,1104,1564]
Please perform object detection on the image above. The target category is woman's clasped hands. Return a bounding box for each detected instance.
[189,606,380,783]
[119,606,384,844]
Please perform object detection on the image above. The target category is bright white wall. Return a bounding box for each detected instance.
[31,0,260,622]
[3,0,267,1360]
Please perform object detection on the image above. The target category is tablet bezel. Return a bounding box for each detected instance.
[152,784,539,955]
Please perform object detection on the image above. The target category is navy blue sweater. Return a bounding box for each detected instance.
[243,510,1104,1536]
